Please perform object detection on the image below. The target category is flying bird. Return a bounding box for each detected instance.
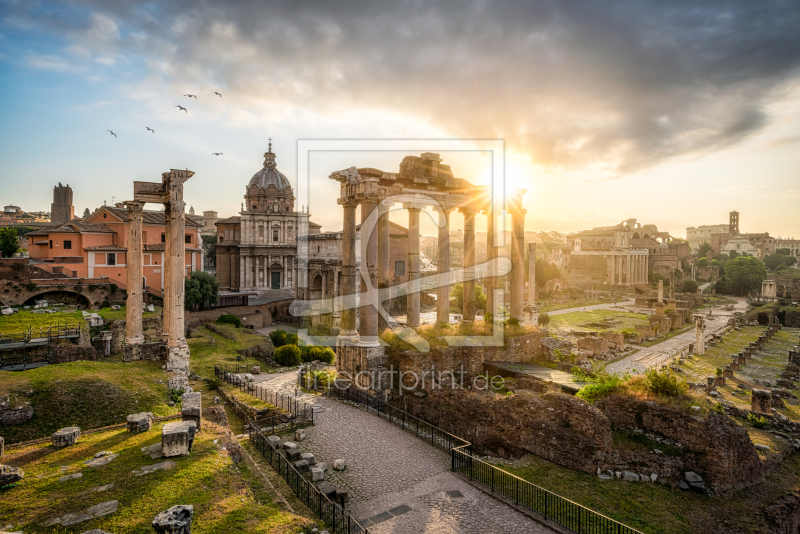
[214,91,222,97]
[176,105,188,113]
[145,127,154,133]
[211,152,223,156]
[107,130,116,138]
[184,94,197,99]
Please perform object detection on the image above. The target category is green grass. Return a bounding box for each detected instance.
[0,360,178,444]
[497,451,800,534]
[548,309,649,333]
[97,305,161,322]
[640,325,693,347]
[538,298,610,313]
[187,326,271,378]
[0,305,160,335]
[0,421,315,533]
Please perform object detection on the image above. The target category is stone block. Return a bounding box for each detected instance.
[622,470,640,482]
[598,474,613,481]
[282,441,297,451]
[751,389,772,413]
[152,504,193,534]
[251,366,260,375]
[127,412,154,433]
[294,428,306,442]
[316,482,337,499]
[691,406,701,413]
[640,473,650,482]
[684,471,703,483]
[0,464,24,486]
[181,392,202,431]
[52,427,81,447]
[333,458,346,471]
[714,376,726,387]
[310,466,325,481]
[161,421,197,457]
[0,435,3,458]
[335,489,349,503]
[267,436,282,449]
[300,452,316,465]
[293,459,309,472]
[287,449,302,462]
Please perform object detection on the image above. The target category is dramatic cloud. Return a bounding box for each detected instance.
[5,0,800,176]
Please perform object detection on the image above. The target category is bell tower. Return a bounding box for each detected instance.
[729,210,739,236]
[51,182,74,224]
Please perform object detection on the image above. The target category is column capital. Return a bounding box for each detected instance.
[340,199,360,209]
[403,202,424,212]
[124,200,145,219]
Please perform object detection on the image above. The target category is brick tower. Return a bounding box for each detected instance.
[51,182,74,224]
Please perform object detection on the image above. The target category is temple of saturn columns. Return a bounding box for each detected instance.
[325,153,528,391]
[123,169,194,388]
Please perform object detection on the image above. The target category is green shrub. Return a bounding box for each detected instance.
[715,367,723,376]
[505,316,520,327]
[269,329,298,347]
[642,368,688,397]
[216,313,242,328]
[483,312,493,324]
[575,370,625,403]
[747,413,770,429]
[207,377,222,390]
[538,312,550,326]
[274,344,301,366]
[100,298,112,309]
[25,282,38,292]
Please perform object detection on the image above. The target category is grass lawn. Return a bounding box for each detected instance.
[497,450,800,534]
[549,309,648,333]
[0,421,315,533]
[538,298,610,313]
[0,360,178,444]
[187,325,271,378]
[0,306,160,334]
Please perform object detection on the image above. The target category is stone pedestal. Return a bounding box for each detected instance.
[181,392,202,431]
[714,376,726,387]
[127,412,154,433]
[723,368,733,379]
[751,389,772,413]
[161,421,197,457]
[52,427,81,447]
[152,505,193,534]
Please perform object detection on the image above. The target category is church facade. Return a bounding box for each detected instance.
[215,144,321,294]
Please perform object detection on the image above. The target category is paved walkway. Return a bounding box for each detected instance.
[606,297,747,375]
[546,300,635,316]
[248,372,553,533]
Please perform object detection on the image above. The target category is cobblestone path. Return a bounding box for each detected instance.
[250,372,554,533]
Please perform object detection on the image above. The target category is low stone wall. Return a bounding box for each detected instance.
[217,386,278,424]
[50,341,98,364]
[185,299,293,331]
[109,317,162,354]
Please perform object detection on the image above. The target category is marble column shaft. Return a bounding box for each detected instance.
[340,202,359,337]
[510,205,525,320]
[125,201,144,344]
[462,208,476,322]
[407,207,421,328]
[528,243,536,307]
[485,207,496,316]
[164,200,186,350]
[436,209,451,324]
[359,199,379,345]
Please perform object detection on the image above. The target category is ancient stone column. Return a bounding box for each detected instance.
[358,199,380,347]
[124,201,145,345]
[461,206,477,322]
[436,207,451,324]
[377,200,391,329]
[406,205,422,328]
[485,205,496,316]
[510,197,526,321]
[339,201,359,340]
[658,279,664,304]
[528,243,536,308]
[164,197,189,369]
[627,254,632,285]
[694,315,705,355]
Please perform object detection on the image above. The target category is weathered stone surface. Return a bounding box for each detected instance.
[752,388,772,413]
[0,402,33,425]
[300,452,316,465]
[287,449,302,462]
[161,421,197,457]
[267,436,282,449]
[86,500,118,518]
[764,492,800,534]
[0,435,3,458]
[310,466,325,481]
[622,471,639,482]
[294,428,306,441]
[181,392,202,430]
[251,365,260,375]
[152,504,193,534]
[685,471,703,483]
[81,529,115,534]
[59,472,83,482]
[333,458,346,471]
[84,454,119,468]
[132,460,176,476]
[52,426,81,447]
[127,412,154,433]
[282,441,297,450]
[0,464,24,486]
[755,444,770,452]
[293,459,309,472]
[597,474,613,481]
[316,482,337,499]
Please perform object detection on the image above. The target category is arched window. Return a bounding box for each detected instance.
[218,234,224,243]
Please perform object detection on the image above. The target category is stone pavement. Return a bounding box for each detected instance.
[546,300,635,316]
[249,372,554,533]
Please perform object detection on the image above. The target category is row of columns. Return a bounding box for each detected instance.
[338,197,527,346]
[239,254,294,290]
[609,253,648,286]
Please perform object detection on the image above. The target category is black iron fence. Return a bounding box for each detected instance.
[248,422,368,533]
[214,364,314,424]
[300,369,643,534]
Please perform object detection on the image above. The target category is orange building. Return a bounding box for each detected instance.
[26,205,202,292]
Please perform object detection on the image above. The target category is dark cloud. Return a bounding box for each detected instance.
[6,0,800,175]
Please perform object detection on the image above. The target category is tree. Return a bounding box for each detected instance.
[712,254,728,264]
[535,258,560,287]
[697,242,713,257]
[450,283,486,313]
[714,275,731,295]
[764,253,787,271]
[681,280,699,293]
[216,313,242,327]
[0,228,20,258]
[83,208,91,218]
[728,250,739,259]
[776,248,791,256]
[786,256,798,267]
[184,270,219,310]
[274,344,301,366]
[725,256,767,296]
[697,257,709,267]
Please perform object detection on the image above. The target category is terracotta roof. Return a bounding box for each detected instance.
[95,206,202,227]
[215,216,241,225]
[84,244,127,251]
[23,222,114,236]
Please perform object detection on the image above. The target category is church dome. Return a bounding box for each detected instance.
[248,145,292,191]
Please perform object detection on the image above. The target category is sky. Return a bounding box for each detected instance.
[1,0,799,239]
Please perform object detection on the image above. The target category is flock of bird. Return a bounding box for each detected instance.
[107,91,224,156]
